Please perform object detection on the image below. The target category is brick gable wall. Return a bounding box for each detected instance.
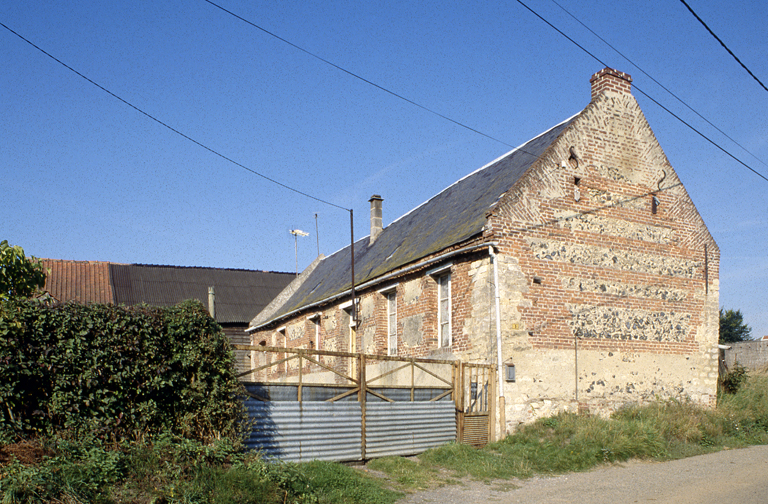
[246,71,720,434]
[482,88,719,430]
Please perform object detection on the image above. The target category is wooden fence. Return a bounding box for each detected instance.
[234,345,496,460]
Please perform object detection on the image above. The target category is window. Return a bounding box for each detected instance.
[340,299,358,355]
[308,314,320,350]
[387,291,397,356]
[426,264,452,349]
[437,273,451,348]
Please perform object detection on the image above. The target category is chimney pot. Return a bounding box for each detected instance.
[369,194,383,244]
[590,67,632,101]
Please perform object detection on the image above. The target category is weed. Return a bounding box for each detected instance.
[300,461,402,504]
[4,374,768,503]
[366,456,438,490]
[720,364,749,394]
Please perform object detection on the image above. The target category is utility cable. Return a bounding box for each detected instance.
[0,21,350,212]
[679,0,768,93]
[206,0,768,182]
[549,0,768,170]
[513,0,768,184]
[202,0,517,150]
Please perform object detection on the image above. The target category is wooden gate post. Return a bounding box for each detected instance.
[489,364,496,442]
[456,360,464,444]
[298,349,303,402]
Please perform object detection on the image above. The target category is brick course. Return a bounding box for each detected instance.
[248,68,720,434]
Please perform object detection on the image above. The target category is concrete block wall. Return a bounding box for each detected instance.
[724,340,768,371]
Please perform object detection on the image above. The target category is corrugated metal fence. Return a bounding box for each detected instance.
[246,401,363,462]
[237,346,494,462]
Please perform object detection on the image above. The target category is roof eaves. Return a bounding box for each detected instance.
[248,239,498,332]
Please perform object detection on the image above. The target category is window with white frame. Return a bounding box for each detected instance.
[387,291,397,355]
[437,273,451,348]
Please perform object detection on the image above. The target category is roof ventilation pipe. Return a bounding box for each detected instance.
[369,194,383,244]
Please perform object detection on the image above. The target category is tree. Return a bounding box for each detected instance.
[719,308,753,343]
[0,240,47,300]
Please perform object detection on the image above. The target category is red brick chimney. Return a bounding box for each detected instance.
[590,68,632,101]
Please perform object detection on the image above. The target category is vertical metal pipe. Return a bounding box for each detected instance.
[350,209,356,332]
[489,364,497,442]
[207,286,215,319]
[489,246,506,438]
[349,209,357,379]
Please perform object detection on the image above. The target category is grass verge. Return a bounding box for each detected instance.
[2,373,768,503]
[368,372,768,489]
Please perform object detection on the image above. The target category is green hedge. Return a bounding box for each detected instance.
[0,299,247,443]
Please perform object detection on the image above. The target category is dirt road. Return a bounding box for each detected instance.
[398,445,768,504]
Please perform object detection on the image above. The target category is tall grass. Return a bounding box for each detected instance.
[3,374,768,502]
[377,372,768,487]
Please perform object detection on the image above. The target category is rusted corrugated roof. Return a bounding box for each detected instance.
[110,264,293,324]
[42,259,114,304]
[41,259,293,324]
[252,118,573,329]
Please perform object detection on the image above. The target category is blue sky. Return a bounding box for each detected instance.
[2,1,767,337]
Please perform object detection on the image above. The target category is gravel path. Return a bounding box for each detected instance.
[397,445,768,504]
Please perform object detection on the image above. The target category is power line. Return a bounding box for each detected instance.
[0,21,350,212]
[202,0,516,150]
[679,0,768,93]
[549,0,768,170]
[513,0,768,184]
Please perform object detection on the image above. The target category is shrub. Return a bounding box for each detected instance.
[0,299,247,444]
[720,364,749,394]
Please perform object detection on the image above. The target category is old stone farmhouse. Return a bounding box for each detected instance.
[247,68,720,435]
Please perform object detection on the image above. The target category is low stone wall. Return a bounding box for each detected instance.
[724,340,768,372]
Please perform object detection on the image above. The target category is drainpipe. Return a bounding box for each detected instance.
[489,246,506,439]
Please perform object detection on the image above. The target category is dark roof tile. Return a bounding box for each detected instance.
[252,118,572,328]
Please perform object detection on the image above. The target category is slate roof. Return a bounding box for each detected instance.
[42,260,293,325]
[251,118,573,329]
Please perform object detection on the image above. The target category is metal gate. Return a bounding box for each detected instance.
[237,346,475,462]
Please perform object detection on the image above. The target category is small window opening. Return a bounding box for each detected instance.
[652,195,659,214]
[574,176,581,186]
[504,363,516,382]
[533,276,543,285]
